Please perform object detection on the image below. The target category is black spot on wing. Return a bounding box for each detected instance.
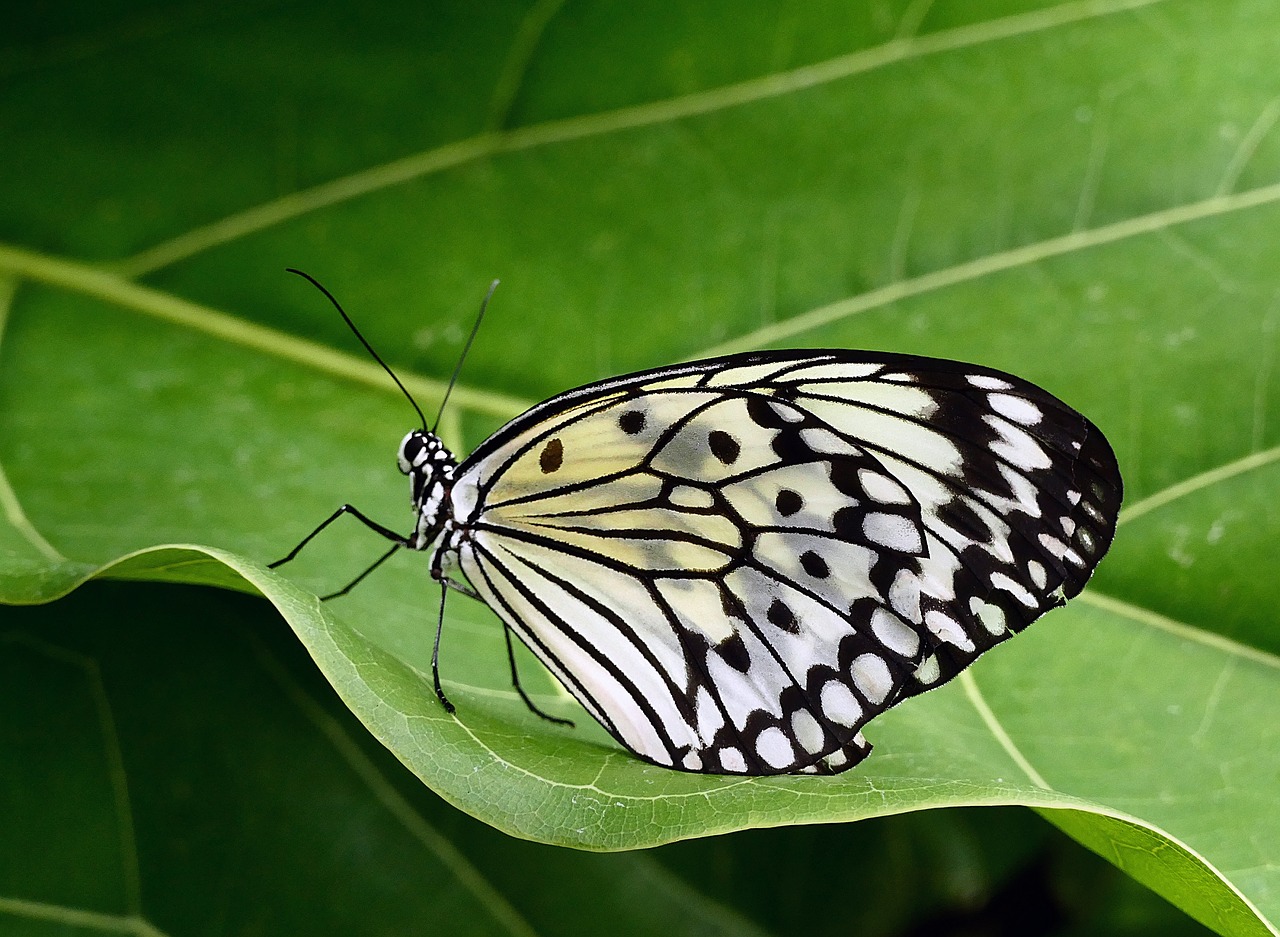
[767,598,799,633]
[718,631,751,672]
[539,437,564,474]
[800,550,829,579]
[708,430,741,464]
[775,489,803,516]
[619,409,646,435]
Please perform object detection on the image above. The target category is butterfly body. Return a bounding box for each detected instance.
[385,349,1122,776]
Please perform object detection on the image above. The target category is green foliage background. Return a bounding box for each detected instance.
[2,2,1278,935]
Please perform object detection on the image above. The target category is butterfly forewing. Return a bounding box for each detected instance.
[447,351,1121,775]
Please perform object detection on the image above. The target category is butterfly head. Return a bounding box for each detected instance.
[397,429,458,549]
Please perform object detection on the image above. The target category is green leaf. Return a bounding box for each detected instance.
[0,582,767,937]
[2,2,1278,935]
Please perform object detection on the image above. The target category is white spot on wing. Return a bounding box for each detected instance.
[991,571,1038,607]
[860,469,912,505]
[1039,533,1068,559]
[823,748,850,769]
[863,512,923,553]
[778,362,882,382]
[925,610,975,652]
[790,710,825,754]
[889,569,921,623]
[969,598,1008,635]
[986,415,1052,470]
[914,655,941,685]
[719,747,747,773]
[968,374,1013,390]
[769,400,806,423]
[851,654,893,704]
[669,485,715,509]
[756,726,796,768]
[988,393,1043,425]
[694,685,721,743]
[820,681,863,726]
[799,381,939,417]
[871,607,921,657]
[799,427,859,455]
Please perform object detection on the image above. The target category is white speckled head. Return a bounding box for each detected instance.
[396,429,458,549]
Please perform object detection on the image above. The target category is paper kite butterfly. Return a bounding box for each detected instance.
[272,271,1123,776]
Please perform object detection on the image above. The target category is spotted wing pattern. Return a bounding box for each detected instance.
[445,351,1122,775]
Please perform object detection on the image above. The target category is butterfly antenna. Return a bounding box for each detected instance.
[432,279,499,433]
[286,268,429,430]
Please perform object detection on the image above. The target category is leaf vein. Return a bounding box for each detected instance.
[959,671,1053,790]
[1078,590,1280,670]
[0,897,168,936]
[696,179,1280,357]
[1118,443,1280,525]
[0,242,534,420]
[117,0,1171,275]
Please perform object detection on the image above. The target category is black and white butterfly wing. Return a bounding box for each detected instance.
[446,351,1122,775]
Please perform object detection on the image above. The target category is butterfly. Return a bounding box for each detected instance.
[272,271,1123,776]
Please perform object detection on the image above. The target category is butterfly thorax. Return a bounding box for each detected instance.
[397,429,459,550]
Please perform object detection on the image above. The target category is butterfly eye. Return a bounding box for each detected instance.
[398,430,427,474]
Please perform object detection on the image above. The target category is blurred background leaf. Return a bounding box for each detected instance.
[2,0,1278,934]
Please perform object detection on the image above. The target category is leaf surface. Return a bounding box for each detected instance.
[2,2,1278,934]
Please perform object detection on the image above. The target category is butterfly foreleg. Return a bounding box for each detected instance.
[503,626,575,727]
[269,504,409,568]
[319,543,401,601]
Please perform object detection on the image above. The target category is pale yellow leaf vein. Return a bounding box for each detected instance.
[486,0,567,131]
[1190,658,1236,746]
[1117,444,1280,525]
[0,275,66,562]
[697,179,1280,357]
[0,242,533,421]
[1078,591,1280,670]
[11,176,1277,433]
[895,0,938,40]
[248,633,544,937]
[959,671,1053,790]
[1072,91,1114,232]
[888,185,922,281]
[1217,96,1280,196]
[118,0,1170,276]
[0,897,169,937]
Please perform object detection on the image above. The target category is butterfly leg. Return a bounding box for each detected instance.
[319,543,401,600]
[432,584,456,714]
[440,575,481,601]
[504,626,575,727]
[269,504,408,568]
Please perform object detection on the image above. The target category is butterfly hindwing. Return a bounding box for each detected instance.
[448,351,1121,775]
